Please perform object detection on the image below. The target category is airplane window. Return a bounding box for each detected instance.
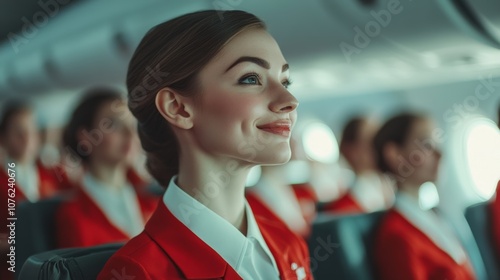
[302,122,339,164]
[463,118,500,200]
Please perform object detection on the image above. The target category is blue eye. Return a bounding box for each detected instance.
[239,73,261,85]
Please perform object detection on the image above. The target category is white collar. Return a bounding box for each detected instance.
[163,176,279,276]
[395,192,467,264]
[82,173,144,237]
[350,172,390,212]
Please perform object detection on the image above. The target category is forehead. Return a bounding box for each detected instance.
[209,28,286,69]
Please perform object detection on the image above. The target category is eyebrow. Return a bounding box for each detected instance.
[225,56,289,73]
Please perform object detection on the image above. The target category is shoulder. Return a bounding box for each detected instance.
[99,231,181,279]
[375,209,417,247]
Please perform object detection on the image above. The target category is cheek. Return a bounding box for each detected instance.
[201,93,266,131]
[96,133,124,153]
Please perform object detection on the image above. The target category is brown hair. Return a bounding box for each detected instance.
[339,117,366,152]
[63,88,123,164]
[127,10,265,187]
[372,112,426,173]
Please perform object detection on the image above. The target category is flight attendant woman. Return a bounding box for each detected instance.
[372,113,475,280]
[55,90,159,248]
[98,10,312,280]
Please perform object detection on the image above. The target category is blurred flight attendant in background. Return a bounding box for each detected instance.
[373,113,476,280]
[99,10,312,280]
[323,116,394,214]
[0,102,65,280]
[55,89,159,248]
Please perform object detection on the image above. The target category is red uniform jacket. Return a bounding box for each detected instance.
[374,209,475,280]
[98,202,313,280]
[322,192,364,214]
[492,180,500,258]
[55,187,158,248]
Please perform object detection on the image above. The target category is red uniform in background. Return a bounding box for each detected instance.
[375,210,475,280]
[291,183,318,226]
[55,182,158,248]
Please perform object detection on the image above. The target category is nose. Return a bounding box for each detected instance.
[269,85,299,113]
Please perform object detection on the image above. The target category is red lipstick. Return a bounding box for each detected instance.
[257,120,292,137]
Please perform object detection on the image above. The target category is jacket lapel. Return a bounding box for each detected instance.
[145,202,242,279]
[257,216,308,280]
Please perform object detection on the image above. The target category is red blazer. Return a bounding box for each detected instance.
[492,180,500,258]
[322,192,364,214]
[98,202,313,280]
[374,209,475,280]
[55,187,158,248]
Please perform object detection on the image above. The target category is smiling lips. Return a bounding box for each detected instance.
[257,120,292,137]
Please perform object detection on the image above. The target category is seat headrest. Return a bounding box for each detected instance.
[18,243,123,280]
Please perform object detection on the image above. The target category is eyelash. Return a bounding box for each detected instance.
[238,72,293,89]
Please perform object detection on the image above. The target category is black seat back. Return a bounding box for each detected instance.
[18,243,123,280]
[465,202,500,280]
[308,211,386,280]
[17,196,66,276]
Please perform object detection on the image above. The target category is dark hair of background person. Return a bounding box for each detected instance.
[372,112,426,174]
[126,10,265,187]
[63,88,123,164]
[339,117,366,153]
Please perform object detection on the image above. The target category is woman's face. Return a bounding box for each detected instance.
[397,118,441,186]
[192,28,298,165]
[84,100,135,166]
[2,109,39,163]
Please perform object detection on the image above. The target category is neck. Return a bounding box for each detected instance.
[177,150,251,235]
[87,160,127,190]
[259,165,287,188]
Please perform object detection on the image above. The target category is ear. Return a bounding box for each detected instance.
[382,142,401,172]
[155,88,194,130]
